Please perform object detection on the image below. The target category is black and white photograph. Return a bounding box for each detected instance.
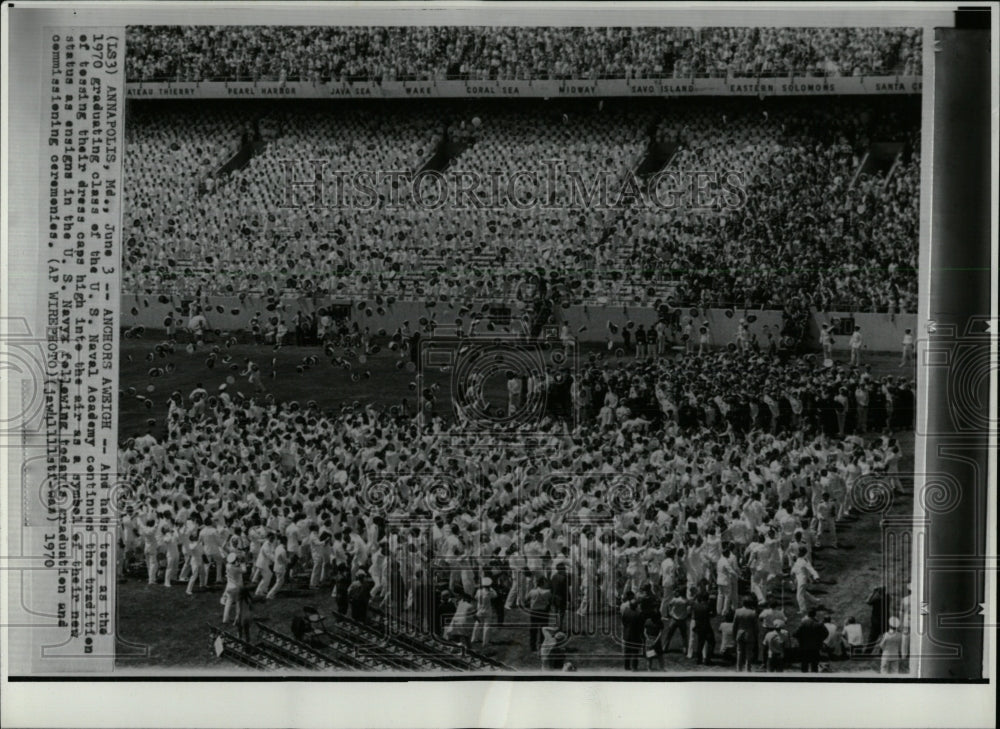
[115,22,924,675]
[0,3,995,728]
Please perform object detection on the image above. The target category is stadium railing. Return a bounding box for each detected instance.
[207,624,287,670]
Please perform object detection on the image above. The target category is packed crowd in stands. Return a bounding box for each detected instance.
[123,97,920,312]
[119,335,914,671]
[620,99,920,312]
[126,26,923,83]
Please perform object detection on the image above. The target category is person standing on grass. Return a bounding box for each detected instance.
[758,599,788,662]
[199,519,224,586]
[234,586,257,643]
[791,547,822,614]
[348,570,373,622]
[878,616,904,674]
[794,609,828,672]
[188,307,208,350]
[820,324,834,363]
[643,617,665,671]
[690,590,716,666]
[786,529,814,569]
[662,589,691,654]
[683,317,695,355]
[221,552,244,624]
[369,541,389,606]
[471,577,497,649]
[763,619,789,672]
[822,613,847,659]
[834,387,849,437]
[308,528,329,589]
[266,538,288,600]
[745,533,768,604]
[715,545,740,615]
[184,532,204,596]
[550,562,569,631]
[659,547,678,603]
[697,323,710,357]
[140,518,159,585]
[444,589,474,648]
[733,595,759,672]
[634,324,647,359]
[849,326,864,366]
[254,532,275,597]
[504,544,527,611]
[815,493,838,549]
[655,318,668,356]
[621,593,645,671]
[900,328,914,367]
[284,515,302,579]
[161,523,181,588]
[854,380,869,434]
[866,585,887,651]
[885,442,904,496]
[331,563,351,614]
[526,575,553,653]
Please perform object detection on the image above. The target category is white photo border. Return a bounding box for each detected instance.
[2,2,996,728]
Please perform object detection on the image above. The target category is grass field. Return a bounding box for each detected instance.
[119,332,564,440]
[117,334,916,673]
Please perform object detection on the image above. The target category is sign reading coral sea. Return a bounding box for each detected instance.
[126,75,922,99]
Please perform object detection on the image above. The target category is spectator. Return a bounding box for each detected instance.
[644,617,665,671]
[621,594,646,671]
[763,618,789,672]
[348,570,372,621]
[445,589,475,647]
[471,576,497,649]
[526,575,553,652]
[794,608,828,672]
[234,587,258,643]
[877,616,905,674]
[866,585,888,650]
[733,596,759,672]
[550,562,570,631]
[718,610,737,664]
[822,613,847,659]
[539,626,568,670]
[691,590,716,666]
[662,589,691,654]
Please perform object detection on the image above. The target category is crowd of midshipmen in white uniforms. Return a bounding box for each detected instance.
[119,346,909,653]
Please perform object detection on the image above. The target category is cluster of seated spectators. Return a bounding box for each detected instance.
[126,26,923,83]
[123,96,919,313]
[615,98,920,312]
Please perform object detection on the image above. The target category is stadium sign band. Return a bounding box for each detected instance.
[125,76,922,99]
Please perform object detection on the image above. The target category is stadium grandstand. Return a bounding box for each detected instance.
[123,96,919,313]
[118,25,921,674]
[126,26,922,82]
